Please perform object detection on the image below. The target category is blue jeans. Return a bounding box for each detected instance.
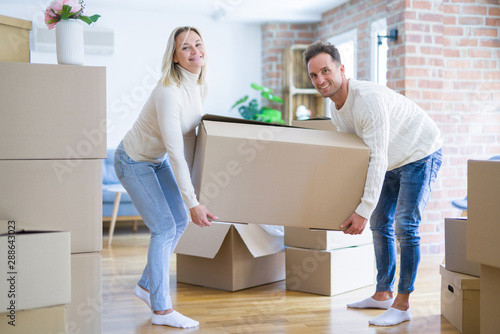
[114,142,189,311]
[370,149,442,294]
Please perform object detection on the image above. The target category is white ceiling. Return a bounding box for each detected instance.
[2,0,349,23]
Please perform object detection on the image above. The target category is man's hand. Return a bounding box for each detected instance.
[189,204,218,227]
[340,212,368,235]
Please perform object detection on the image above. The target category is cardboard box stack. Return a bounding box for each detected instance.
[284,227,375,296]
[0,62,106,333]
[466,160,500,334]
[181,115,374,293]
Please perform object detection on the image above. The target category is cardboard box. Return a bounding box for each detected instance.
[0,305,67,334]
[284,226,372,250]
[192,115,370,230]
[68,252,102,334]
[440,264,480,334]
[467,160,500,268]
[0,223,71,312]
[292,118,337,131]
[0,159,102,253]
[0,15,31,63]
[0,62,106,160]
[480,264,500,334]
[175,222,285,291]
[445,218,480,277]
[286,244,375,296]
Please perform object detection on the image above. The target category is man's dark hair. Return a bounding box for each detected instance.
[303,41,342,66]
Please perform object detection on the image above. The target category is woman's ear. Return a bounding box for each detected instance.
[173,53,178,64]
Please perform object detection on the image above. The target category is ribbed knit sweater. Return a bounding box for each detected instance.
[123,66,207,209]
[330,79,443,219]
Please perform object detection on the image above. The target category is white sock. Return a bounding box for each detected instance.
[134,285,151,309]
[347,297,394,309]
[152,311,199,328]
[368,307,411,326]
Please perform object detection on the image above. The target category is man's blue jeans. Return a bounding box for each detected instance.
[370,149,442,294]
[114,142,189,311]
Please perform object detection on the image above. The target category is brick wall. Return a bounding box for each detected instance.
[261,0,500,253]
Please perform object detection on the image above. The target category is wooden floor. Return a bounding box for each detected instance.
[101,224,459,334]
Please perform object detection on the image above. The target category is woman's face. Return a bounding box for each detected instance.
[173,30,205,74]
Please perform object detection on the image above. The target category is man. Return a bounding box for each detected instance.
[304,41,443,327]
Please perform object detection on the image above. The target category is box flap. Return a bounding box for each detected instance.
[202,114,292,128]
[202,120,368,149]
[233,224,284,257]
[0,220,67,236]
[174,221,231,258]
[439,264,480,290]
[0,15,32,30]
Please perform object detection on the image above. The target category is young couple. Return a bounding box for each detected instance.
[115,26,442,328]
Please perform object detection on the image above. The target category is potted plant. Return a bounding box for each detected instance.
[231,83,285,124]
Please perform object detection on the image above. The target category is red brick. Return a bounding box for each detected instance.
[444,15,457,25]
[474,28,498,37]
[460,38,479,47]
[469,49,493,58]
[443,91,465,101]
[419,80,444,89]
[420,46,442,55]
[458,17,484,25]
[486,18,500,27]
[443,4,460,14]
[444,49,460,57]
[463,5,488,16]
[471,135,496,144]
[481,40,500,48]
[444,26,464,36]
[490,7,500,16]
[485,71,500,80]
[446,59,472,68]
[419,13,443,23]
[276,31,294,39]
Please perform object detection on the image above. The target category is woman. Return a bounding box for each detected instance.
[114,26,217,328]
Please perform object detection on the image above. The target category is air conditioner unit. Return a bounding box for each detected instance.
[31,24,114,55]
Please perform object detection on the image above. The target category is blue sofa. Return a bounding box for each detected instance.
[102,149,141,219]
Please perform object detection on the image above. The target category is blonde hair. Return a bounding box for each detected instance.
[159,26,207,87]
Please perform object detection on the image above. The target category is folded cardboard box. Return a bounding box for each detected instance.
[68,252,102,334]
[467,160,500,268]
[480,264,500,334]
[0,159,102,253]
[192,115,370,230]
[286,244,375,296]
[0,62,106,160]
[0,305,67,334]
[0,15,31,63]
[440,264,480,334]
[445,218,480,277]
[284,226,372,250]
[0,222,71,312]
[175,222,285,291]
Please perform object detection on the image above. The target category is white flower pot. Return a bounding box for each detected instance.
[56,19,84,65]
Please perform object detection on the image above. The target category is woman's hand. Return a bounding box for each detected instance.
[340,212,368,235]
[189,204,218,227]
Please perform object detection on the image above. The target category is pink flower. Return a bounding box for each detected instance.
[65,0,82,14]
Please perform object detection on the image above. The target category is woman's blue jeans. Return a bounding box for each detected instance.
[370,149,442,294]
[114,142,189,311]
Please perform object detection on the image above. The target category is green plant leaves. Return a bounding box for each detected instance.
[261,91,283,104]
[80,14,101,25]
[250,83,272,93]
[231,95,249,109]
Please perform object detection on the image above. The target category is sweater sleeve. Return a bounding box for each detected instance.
[353,97,390,219]
[155,88,200,209]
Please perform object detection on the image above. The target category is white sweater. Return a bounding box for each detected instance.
[123,66,207,209]
[330,79,443,219]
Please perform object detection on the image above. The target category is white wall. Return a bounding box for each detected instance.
[0,2,262,148]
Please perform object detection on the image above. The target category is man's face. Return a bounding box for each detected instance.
[307,53,344,99]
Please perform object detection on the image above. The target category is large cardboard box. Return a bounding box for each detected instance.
[467,160,500,268]
[0,62,106,160]
[192,115,370,230]
[440,264,480,334]
[0,223,71,312]
[0,305,67,334]
[284,226,372,250]
[68,252,102,334]
[175,222,285,291]
[0,159,102,253]
[0,15,31,63]
[445,218,480,277]
[286,244,375,296]
[480,264,500,334]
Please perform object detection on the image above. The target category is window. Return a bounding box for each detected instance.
[371,18,388,86]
